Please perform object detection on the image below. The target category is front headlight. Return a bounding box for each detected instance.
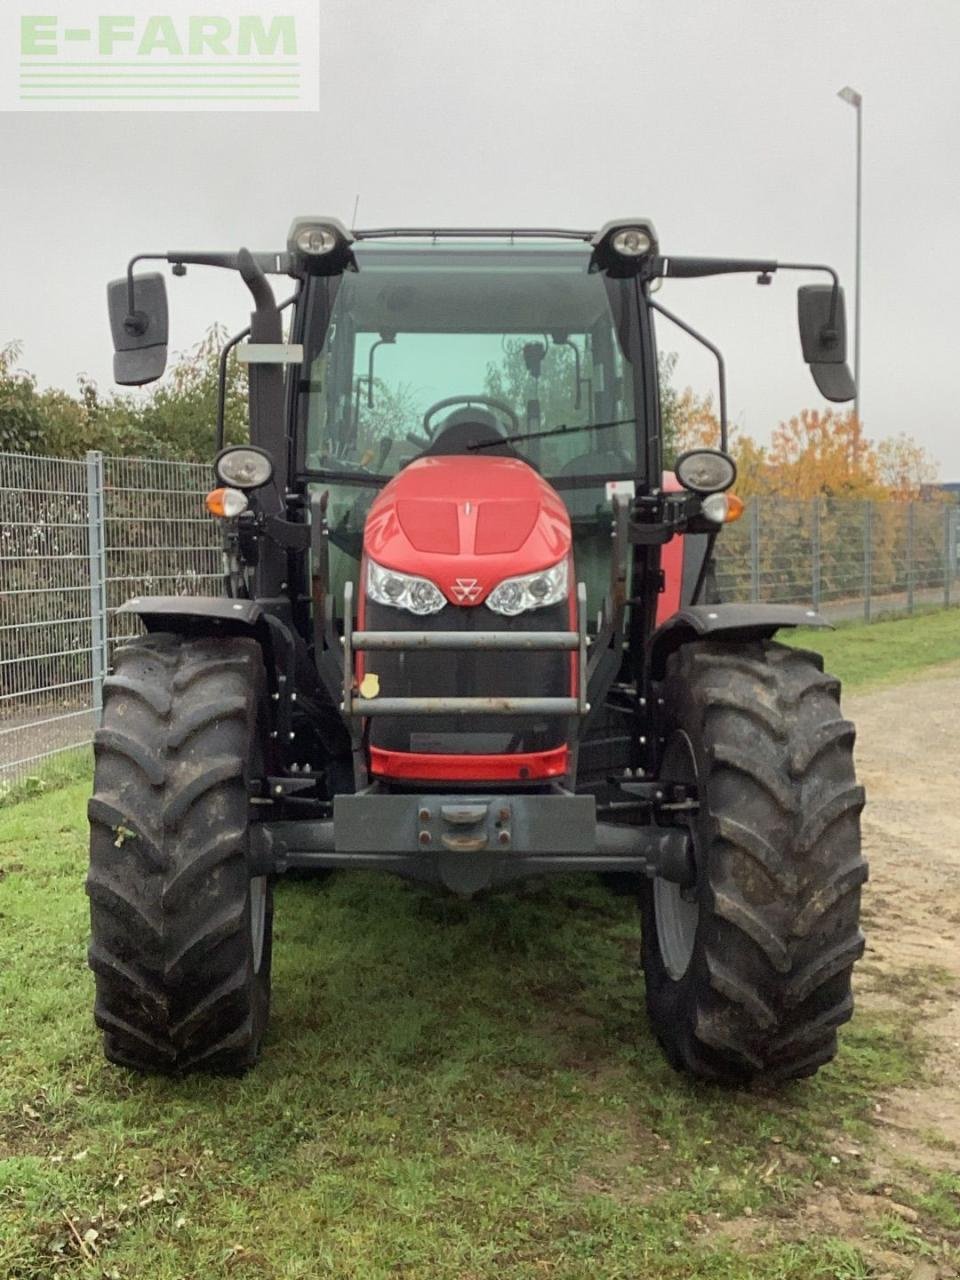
[675,448,737,495]
[486,560,569,617]
[215,446,274,491]
[367,560,446,616]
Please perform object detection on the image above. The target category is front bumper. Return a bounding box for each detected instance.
[257,791,690,894]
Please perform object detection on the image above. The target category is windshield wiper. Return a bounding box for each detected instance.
[467,416,636,450]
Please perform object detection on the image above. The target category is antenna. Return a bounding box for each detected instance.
[351,193,360,231]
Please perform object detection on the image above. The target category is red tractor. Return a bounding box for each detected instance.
[89,219,865,1082]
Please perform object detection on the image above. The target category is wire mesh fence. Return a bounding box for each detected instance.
[0,451,219,791]
[0,453,95,786]
[102,455,222,652]
[713,497,960,622]
[0,448,958,790]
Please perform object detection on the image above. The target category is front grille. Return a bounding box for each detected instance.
[364,599,570,756]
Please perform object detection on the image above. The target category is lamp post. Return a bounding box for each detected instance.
[837,85,862,424]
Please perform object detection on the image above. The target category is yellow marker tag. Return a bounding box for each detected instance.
[359,672,381,699]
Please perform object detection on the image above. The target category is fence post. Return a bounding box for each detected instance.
[945,504,954,609]
[906,501,915,614]
[811,497,821,610]
[86,451,108,726]
[863,501,872,622]
[750,501,761,602]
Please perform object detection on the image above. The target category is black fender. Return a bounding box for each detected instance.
[119,594,278,653]
[118,595,350,754]
[647,603,831,681]
[118,594,311,704]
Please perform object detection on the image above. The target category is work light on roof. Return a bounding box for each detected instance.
[590,219,659,276]
[295,226,338,256]
[287,217,355,273]
[612,227,653,257]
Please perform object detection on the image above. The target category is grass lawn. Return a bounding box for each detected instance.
[0,797,931,1280]
[783,604,960,690]
[2,611,958,1277]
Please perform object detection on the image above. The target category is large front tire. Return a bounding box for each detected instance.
[641,640,867,1083]
[87,634,273,1075]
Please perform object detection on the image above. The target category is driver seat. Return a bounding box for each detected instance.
[421,407,523,460]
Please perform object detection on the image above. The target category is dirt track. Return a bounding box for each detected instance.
[849,665,960,1157]
[767,665,960,1273]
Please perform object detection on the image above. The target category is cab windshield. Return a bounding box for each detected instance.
[299,241,640,487]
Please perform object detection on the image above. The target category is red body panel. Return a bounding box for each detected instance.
[360,459,692,781]
[361,456,574,783]
[656,472,684,625]
[369,745,569,782]
[364,456,572,603]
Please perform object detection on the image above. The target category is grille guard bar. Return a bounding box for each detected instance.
[342,580,589,787]
[343,580,588,717]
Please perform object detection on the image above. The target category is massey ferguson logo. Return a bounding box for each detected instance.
[452,578,481,604]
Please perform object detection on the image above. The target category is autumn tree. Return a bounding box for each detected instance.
[666,386,723,459]
[659,375,771,496]
[765,408,884,500]
[876,433,941,501]
[762,409,942,503]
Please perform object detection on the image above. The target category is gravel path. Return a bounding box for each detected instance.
[846,664,960,1159]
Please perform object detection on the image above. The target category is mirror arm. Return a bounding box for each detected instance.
[124,254,169,333]
[648,298,728,453]
[653,256,844,358]
[216,324,251,453]
[215,292,298,453]
[777,262,841,340]
[656,256,779,279]
[236,248,278,319]
[656,257,839,307]
[126,248,295,332]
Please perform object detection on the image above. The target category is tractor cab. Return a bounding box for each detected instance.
[89,219,866,1086]
[296,235,644,786]
[299,236,642,613]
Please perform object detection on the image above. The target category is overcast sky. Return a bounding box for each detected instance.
[2,0,959,475]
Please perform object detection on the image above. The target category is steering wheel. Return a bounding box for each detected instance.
[421,395,519,441]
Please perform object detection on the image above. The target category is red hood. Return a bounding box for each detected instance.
[364,456,571,605]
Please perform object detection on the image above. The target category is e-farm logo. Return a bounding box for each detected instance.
[1,2,319,111]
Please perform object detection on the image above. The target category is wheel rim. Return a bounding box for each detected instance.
[654,878,699,981]
[653,730,700,981]
[249,876,268,974]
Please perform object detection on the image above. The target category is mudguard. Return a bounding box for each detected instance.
[120,594,266,635]
[118,594,345,728]
[119,595,289,695]
[647,603,830,680]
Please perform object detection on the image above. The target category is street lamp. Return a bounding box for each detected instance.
[837,85,863,424]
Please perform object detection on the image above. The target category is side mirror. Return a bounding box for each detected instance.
[797,284,856,403]
[107,273,169,386]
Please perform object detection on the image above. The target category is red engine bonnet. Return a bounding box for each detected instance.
[363,456,572,604]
